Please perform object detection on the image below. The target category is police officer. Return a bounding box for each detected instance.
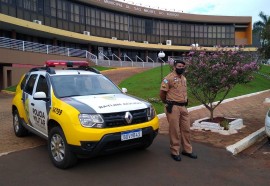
[160,59,197,161]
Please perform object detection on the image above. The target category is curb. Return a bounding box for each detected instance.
[226,127,266,155]
[158,89,270,119]
[1,90,15,95]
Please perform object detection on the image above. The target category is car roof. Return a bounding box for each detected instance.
[28,67,101,76]
[28,70,99,76]
[50,70,99,76]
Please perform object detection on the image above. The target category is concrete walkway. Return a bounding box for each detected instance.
[158,90,270,154]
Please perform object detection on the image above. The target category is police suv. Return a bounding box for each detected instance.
[12,60,159,169]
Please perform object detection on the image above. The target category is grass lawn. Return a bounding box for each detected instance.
[119,64,270,114]
[5,86,17,92]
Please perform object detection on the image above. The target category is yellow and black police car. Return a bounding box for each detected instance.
[12,60,159,169]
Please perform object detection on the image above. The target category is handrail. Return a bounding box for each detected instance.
[158,57,166,64]
[98,52,111,66]
[136,55,144,67]
[123,54,133,62]
[112,53,122,67]
[135,55,144,62]
[86,51,98,65]
[146,56,155,67]
[124,54,134,66]
[0,37,87,58]
[0,37,161,68]
[112,53,121,61]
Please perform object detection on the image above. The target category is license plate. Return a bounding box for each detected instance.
[121,129,142,141]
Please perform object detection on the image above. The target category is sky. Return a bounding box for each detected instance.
[116,0,269,26]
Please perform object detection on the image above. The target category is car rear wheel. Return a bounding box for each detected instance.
[48,127,77,169]
[13,110,28,137]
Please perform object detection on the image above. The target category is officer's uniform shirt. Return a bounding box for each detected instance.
[160,71,187,103]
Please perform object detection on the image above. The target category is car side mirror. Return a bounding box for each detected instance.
[33,92,49,101]
[122,87,127,93]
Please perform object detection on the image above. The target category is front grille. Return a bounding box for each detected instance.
[102,109,148,127]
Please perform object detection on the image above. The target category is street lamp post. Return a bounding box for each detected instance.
[260,38,266,59]
[260,39,264,47]
[158,51,165,82]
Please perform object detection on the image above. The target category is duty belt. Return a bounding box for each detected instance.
[167,100,187,106]
[165,100,187,113]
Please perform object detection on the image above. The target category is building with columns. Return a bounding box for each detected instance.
[0,0,256,89]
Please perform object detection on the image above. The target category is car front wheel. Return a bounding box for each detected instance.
[48,127,77,169]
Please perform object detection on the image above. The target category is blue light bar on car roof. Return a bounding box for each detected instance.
[45,60,89,67]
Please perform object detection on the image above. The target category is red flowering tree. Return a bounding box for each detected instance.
[184,48,259,120]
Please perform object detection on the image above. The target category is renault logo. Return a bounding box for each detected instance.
[125,112,133,124]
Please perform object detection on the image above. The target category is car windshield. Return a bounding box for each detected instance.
[51,74,122,98]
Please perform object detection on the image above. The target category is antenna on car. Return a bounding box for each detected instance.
[69,66,101,74]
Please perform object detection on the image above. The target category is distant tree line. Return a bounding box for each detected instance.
[253,11,270,60]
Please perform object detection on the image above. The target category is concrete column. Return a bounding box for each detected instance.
[145,50,149,62]
[0,65,3,90]
[88,44,92,53]
[52,38,57,46]
[11,30,16,39]
[118,48,121,61]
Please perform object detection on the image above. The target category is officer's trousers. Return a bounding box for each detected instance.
[165,105,192,155]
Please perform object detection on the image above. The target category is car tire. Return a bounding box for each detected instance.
[13,110,28,137]
[48,127,77,169]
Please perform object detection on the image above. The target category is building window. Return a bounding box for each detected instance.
[100,11,105,28]
[0,0,242,47]
[21,0,37,12]
[57,0,68,20]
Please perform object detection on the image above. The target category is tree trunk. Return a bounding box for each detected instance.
[210,109,214,120]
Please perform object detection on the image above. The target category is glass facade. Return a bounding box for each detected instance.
[0,0,236,47]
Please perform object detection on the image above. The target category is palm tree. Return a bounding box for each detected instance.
[253,12,270,59]
[253,12,269,34]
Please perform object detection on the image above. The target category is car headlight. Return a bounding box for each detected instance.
[79,114,104,128]
[147,106,156,121]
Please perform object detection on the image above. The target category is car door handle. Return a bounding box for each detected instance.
[31,103,35,106]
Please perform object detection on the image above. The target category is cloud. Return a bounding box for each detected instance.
[117,0,269,25]
[190,4,216,14]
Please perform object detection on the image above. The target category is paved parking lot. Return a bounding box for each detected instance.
[0,68,269,185]
[0,135,269,186]
[1,89,270,156]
